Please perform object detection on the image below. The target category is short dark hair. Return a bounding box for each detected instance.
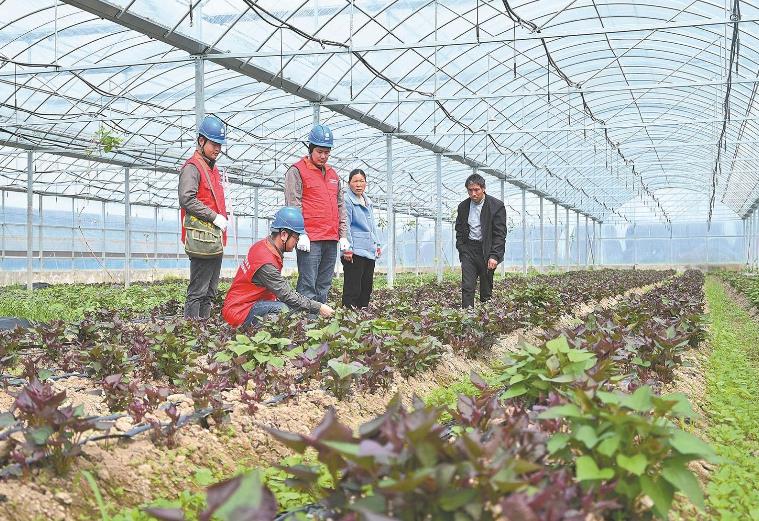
[465,173,486,189]
[349,169,366,182]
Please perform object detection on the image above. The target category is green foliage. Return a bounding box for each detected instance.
[540,385,718,519]
[703,277,759,518]
[215,332,298,372]
[0,281,190,322]
[149,323,198,382]
[86,342,133,379]
[94,127,123,153]
[495,336,597,403]
[323,356,369,400]
[260,455,333,510]
[5,379,109,475]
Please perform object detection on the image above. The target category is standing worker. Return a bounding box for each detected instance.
[341,169,382,308]
[179,115,229,320]
[222,206,334,327]
[454,173,507,309]
[284,124,349,303]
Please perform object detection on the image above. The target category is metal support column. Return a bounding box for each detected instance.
[450,221,455,268]
[633,222,638,266]
[38,195,43,266]
[1,190,5,261]
[386,135,395,288]
[71,197,75,268]
[414,218,419,276]
[554,202,558,267]
[521,188,527,273]
[539,196,544,271]
[500,177,506,275]
[234,214,240,264]
[565,207,570,269]
[576,211,581,266]
[253,187,259,240]
[435,154,443,282]
[195,58,205,130]
[748,215,756,264]
[599,221,603,265]
[154,206,159,269]
[102,201,106,266]
[313,103,320,125]
[585,215,590,266]
[124,167,131,288]
[26,151,33,291]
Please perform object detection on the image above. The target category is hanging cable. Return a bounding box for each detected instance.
[710,0,741,225]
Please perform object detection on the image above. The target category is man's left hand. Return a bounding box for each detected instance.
[376,247,382,258]
[487,258,498,270]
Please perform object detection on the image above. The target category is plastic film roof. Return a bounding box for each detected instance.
[1,0,758,223]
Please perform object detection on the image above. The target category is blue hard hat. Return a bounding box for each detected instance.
[271,206,306,235]
[198,115,227,145]
[308,124,334,148]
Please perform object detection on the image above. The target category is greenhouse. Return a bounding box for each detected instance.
[1,0,758,519]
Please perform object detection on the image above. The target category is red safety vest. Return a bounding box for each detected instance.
[293,157,339,241]
[222,239,283,327]
[180,151,228,246]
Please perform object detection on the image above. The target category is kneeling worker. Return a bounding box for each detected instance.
[222,207,335,327]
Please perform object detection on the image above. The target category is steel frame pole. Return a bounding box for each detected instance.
[539,196,544,271]
[521,188,527,273]
[414,218,419,276]
[195,58,205,130]
[386,135,395,288]
[26,151,33,290]
[576,211,581,266]
[124,167,131,288]
[554,202,558,267]
[500,177,506,275]
[565,207,570,269]
[585,215,595,266]
[253,186,259,240]
[435,154,443,282]
[102,201,106,266]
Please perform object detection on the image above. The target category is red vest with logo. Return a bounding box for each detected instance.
[293,157,339,241]
[180,151,228,246]
[222,239,283,327]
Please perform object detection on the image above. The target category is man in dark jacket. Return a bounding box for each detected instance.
[455,173,507,308]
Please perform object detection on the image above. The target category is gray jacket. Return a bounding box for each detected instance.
[178,162,220,222]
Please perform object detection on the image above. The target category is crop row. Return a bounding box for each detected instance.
[0,269,673,482]
[263,271,711,520]
[145,270,711,520]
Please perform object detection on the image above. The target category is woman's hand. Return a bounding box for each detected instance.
[375,247,382,258]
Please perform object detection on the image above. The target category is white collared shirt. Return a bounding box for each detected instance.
[468,198,484,240]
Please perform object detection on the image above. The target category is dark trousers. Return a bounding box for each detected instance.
[184,255,223,319]
[341,255,375,308]
[460,240,494,308]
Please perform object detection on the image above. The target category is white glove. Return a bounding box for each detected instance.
[339,238,351,252]
[212,214,228,231]
[297,234,311,252]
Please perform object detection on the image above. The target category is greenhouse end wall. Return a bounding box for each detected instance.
[0,194,748,284]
